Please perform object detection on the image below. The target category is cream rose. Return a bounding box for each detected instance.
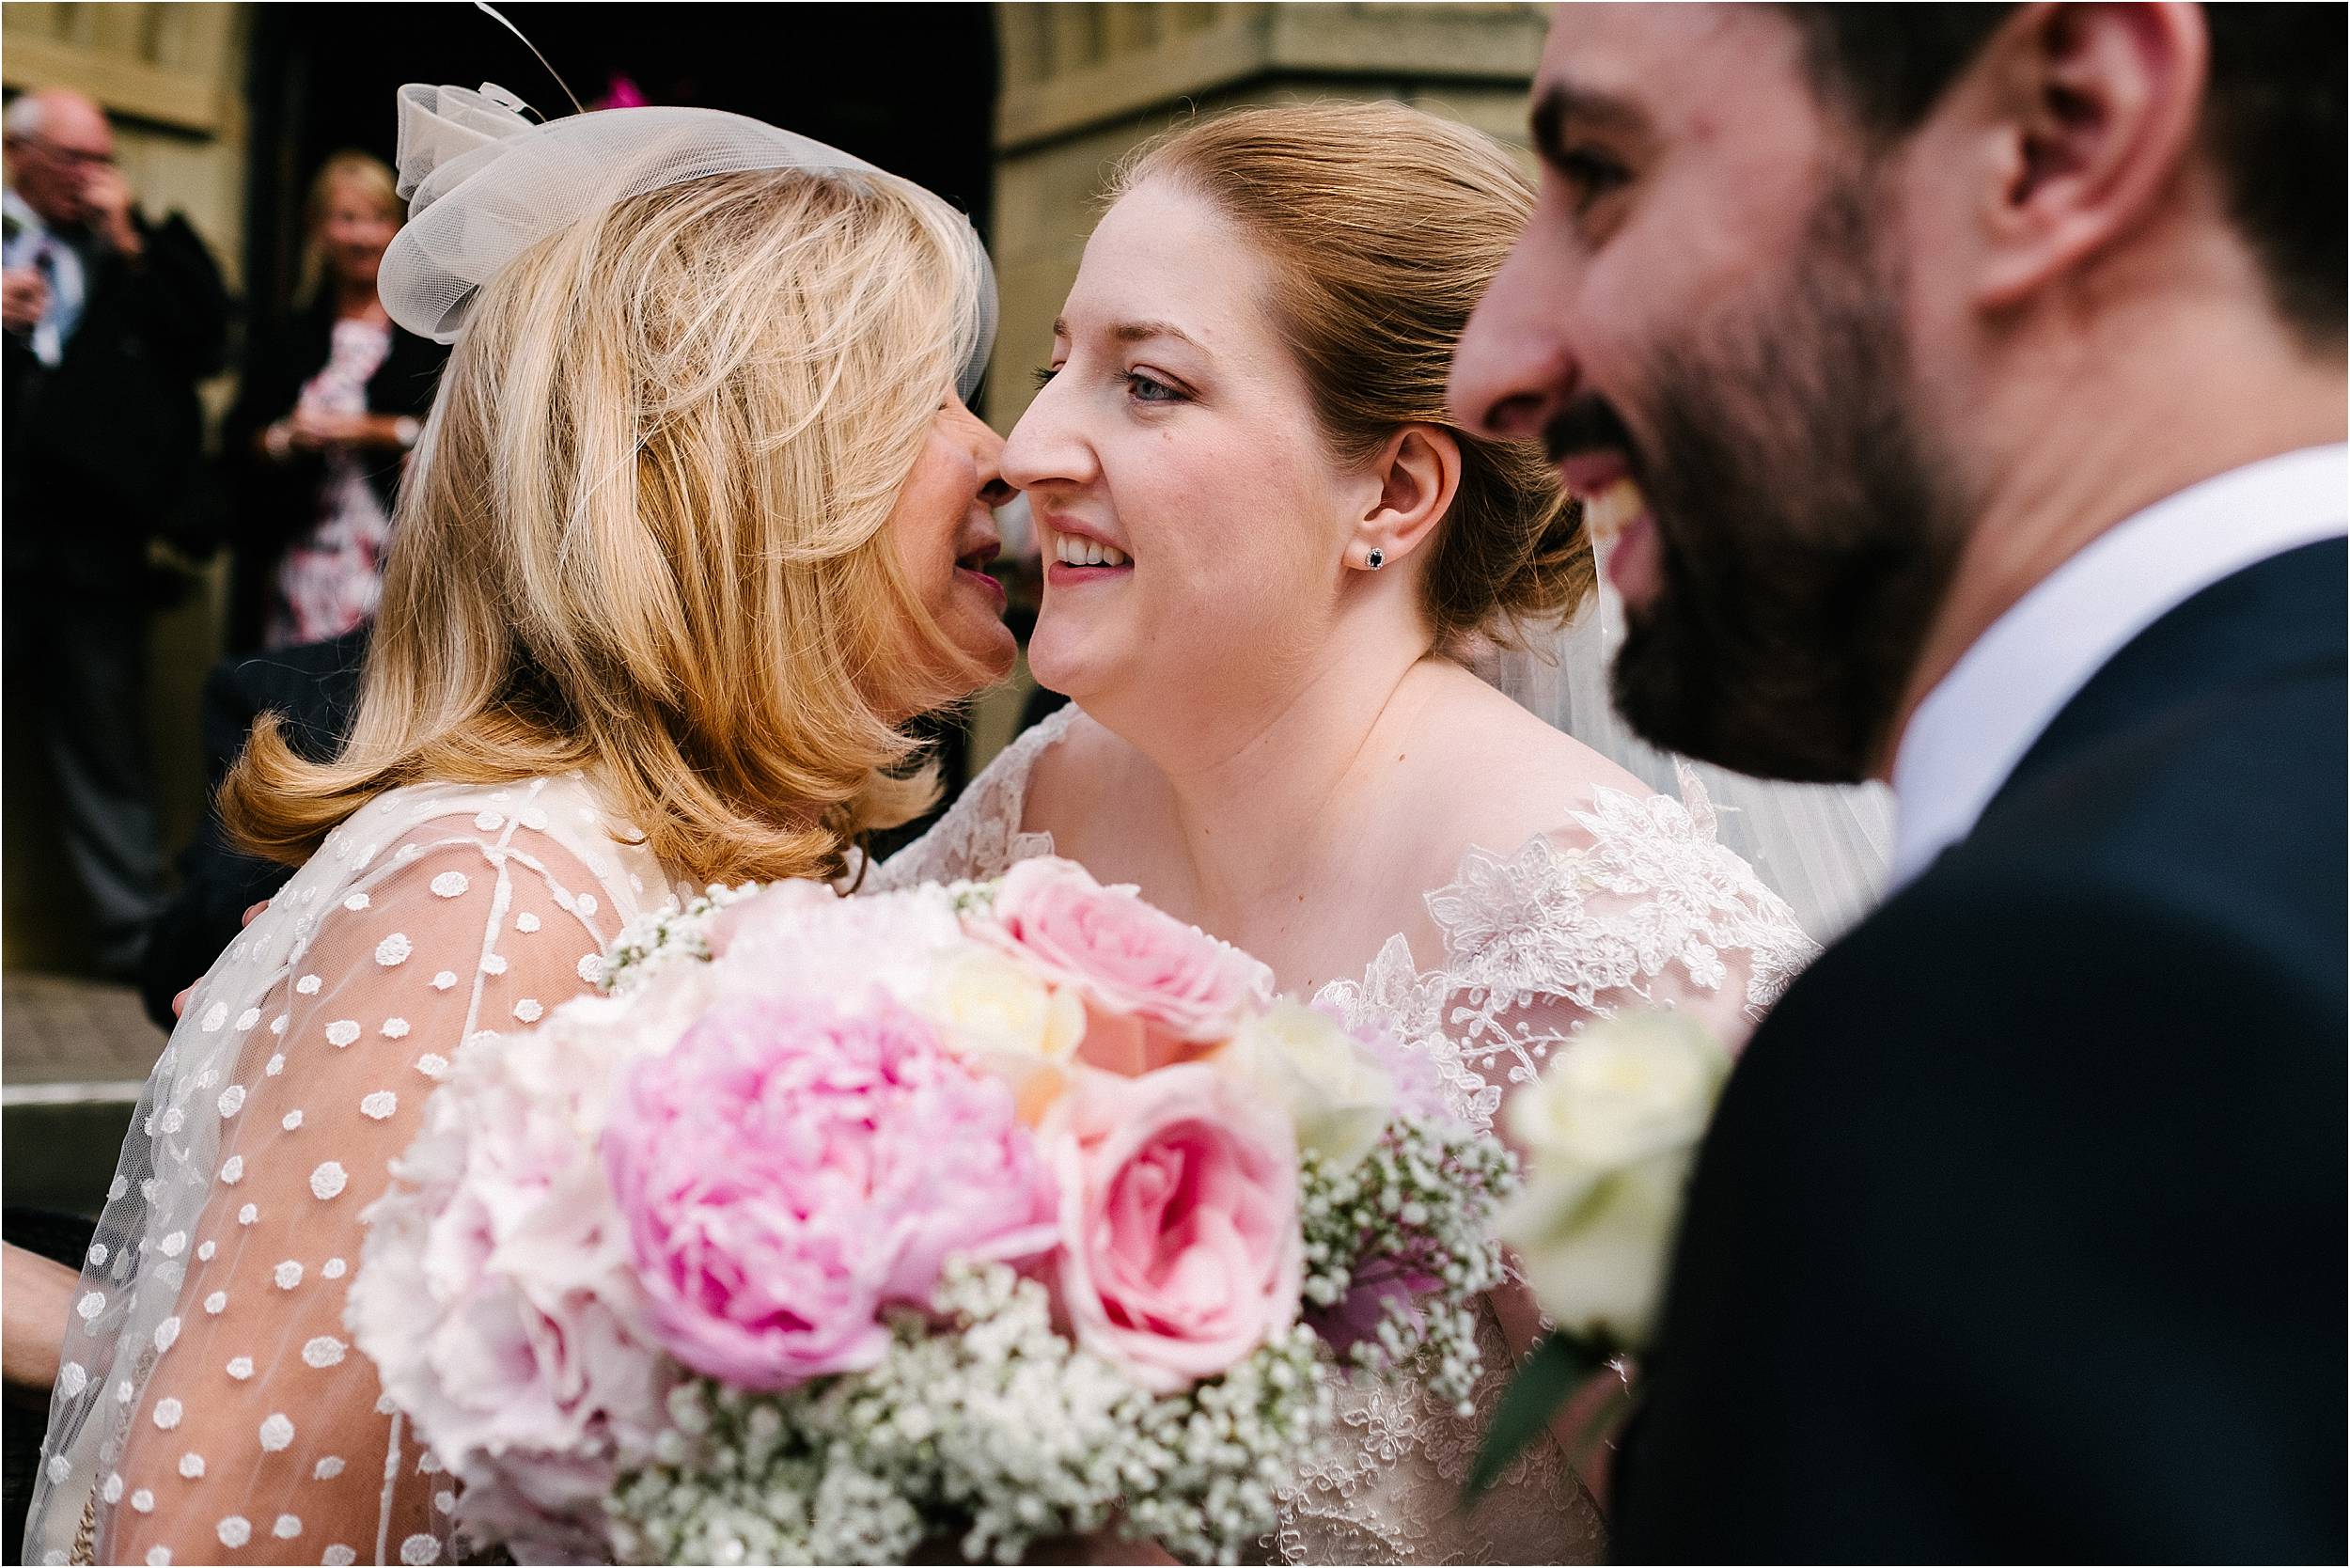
[915,947,1089,1122]
[1496,1010,1731,1347]
[1218,999,1396,1173]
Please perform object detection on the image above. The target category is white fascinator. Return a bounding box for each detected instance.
[379,83,997,400]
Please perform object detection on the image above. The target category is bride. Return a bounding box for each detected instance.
[874,102,1818,1563]
[26,88,1016,1567]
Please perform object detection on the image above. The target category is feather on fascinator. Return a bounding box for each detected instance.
[378,83,997,400]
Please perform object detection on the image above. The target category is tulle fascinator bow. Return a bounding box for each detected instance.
[378,83,997,400]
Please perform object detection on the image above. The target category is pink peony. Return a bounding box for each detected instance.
[986,858,1271,1051]
[1042,1063,1302,1393]
[351,1005,679,1560]
[603,996,1057,1389]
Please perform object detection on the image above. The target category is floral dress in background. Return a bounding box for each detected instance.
[265,317,396,651]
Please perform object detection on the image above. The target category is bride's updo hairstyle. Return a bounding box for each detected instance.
[1112,101,1591,649]
[224,165,994,885]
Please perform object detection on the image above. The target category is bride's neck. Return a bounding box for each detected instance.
[1097,619,1439,937]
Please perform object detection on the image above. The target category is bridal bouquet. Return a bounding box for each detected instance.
[350,858,1516,1565]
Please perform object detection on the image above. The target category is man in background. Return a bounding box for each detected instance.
[3,87,230,978]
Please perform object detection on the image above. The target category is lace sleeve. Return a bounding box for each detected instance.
[1320,770,1816,1138]
[868,705,1075,891]
[1282,773,1817,1565]
[96,822,623,1568]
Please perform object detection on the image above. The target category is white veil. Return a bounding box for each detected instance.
[1491,553,1895,943]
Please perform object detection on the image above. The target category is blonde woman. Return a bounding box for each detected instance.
[221,151,446,651]
[876,102,1817,1563]
[27,90,1014,1567]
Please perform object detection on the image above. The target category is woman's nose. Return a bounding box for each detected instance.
[1000,375,1091,493]
[951,400,1017,509]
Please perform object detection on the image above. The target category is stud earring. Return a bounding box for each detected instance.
[1365,547,1385,571]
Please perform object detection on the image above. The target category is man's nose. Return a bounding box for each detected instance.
[1449,241,1581,444]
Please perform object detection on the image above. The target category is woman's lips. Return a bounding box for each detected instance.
[957,562,1007,608]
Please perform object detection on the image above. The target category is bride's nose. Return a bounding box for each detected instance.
[1001,374,1096,493]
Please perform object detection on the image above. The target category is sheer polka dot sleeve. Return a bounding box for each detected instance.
[104,821,625,1567]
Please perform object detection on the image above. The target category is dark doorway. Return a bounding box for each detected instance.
[241,3,999,346]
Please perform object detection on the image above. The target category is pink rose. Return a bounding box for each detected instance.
[1042,1063,1302,1393]
[987,858,1271,1051]
[603,996,1058,1389]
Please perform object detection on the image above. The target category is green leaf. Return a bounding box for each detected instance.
[1465,1331,1603,1497]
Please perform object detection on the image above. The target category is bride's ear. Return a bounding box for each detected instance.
[1350,424,1462,572]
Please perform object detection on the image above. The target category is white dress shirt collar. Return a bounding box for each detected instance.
[1890,443,2349,886]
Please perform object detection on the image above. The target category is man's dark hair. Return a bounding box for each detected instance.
[1779,3,2346,342]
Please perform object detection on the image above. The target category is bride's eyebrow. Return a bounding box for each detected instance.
[1052,316,1204,352]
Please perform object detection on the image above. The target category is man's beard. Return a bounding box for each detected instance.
[1590,176,1965,784]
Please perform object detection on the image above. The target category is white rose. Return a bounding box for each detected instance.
[1219,998,1395,1172]
[914,947,1087,1121]
[1496,1010,1731,1347]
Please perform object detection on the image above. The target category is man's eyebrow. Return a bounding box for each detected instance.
[1051,317,1203,350]
[1530,82,1650,162]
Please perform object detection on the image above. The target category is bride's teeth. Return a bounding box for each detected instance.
[1579,477,1645,543]
[1054,535,1130,568]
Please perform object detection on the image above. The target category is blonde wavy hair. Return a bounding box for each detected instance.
[224,165,995,886]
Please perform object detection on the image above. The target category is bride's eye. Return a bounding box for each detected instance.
[1031,364,1061,389]
[1125,371,1184,405]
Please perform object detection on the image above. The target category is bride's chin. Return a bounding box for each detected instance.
[1023,631,1106,702]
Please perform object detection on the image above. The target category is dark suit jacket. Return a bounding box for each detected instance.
[218,301,446,650]
[1614,539,2347,1563]
[137,626,369,1029]
[1,211,229,589]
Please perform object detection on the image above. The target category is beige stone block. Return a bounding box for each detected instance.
[996,8,1273,151]
[1268,1,1547,78]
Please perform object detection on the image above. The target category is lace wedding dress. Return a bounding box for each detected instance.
[24,774,693,1568]
[872,705,1819,1564]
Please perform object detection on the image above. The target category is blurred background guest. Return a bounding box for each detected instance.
[1,86,229,979]
[220,150,443,651]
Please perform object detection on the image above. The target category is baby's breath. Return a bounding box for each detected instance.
[1300,1116,1520,1414]
[611,1262,1332,1565]
[601,883,760,995]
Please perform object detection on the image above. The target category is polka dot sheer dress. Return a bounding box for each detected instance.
[26,775,690,1565]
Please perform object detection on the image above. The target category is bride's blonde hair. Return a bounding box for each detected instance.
[224,165,995,886]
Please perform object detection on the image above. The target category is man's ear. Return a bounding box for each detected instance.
[1966,2,2209,311]
[1350,425,1463,571]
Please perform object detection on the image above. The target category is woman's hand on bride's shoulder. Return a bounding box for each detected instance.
[171,900,275,1019]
